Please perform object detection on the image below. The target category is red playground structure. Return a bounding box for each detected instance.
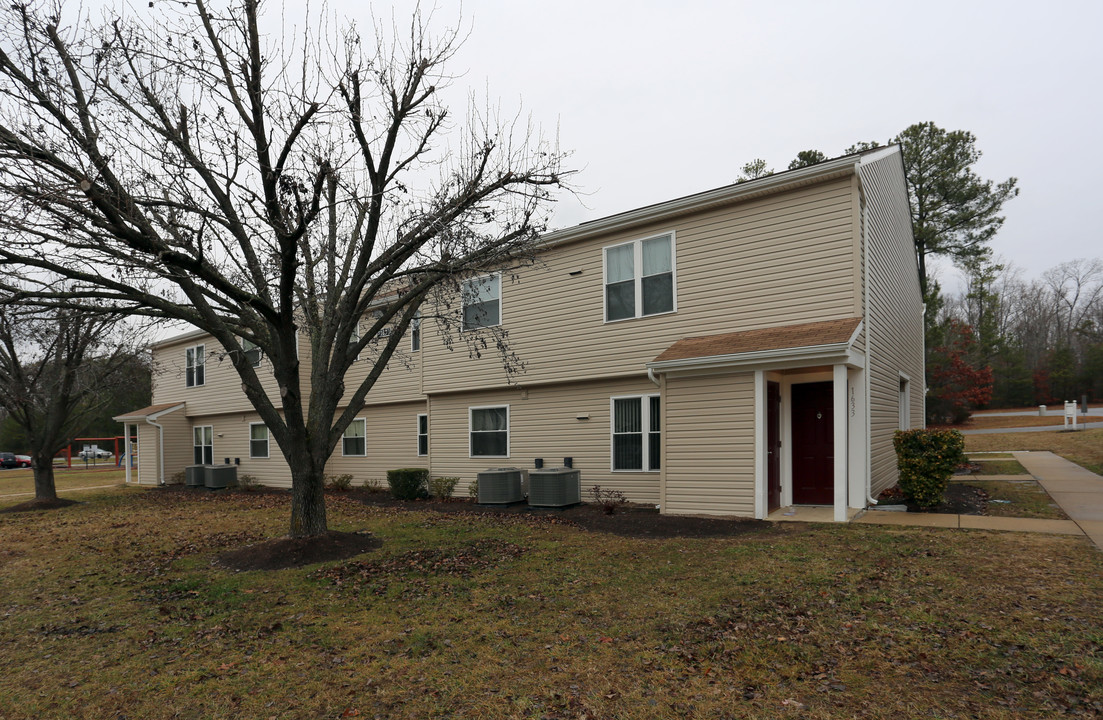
[54,436,137,469]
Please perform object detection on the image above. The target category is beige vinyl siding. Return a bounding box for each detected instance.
[324,401,429,485]
[340,342,423,406]
[858,152,925,496]
[152,336,292,418]
[421,178,859,394]
[136,423,160,484]
[428,377,664,503]
[157,409,192,483]
[663,372,756,516]
[179,413,295,487]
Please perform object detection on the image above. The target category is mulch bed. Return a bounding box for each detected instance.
[216,530,382,572]
[877,483,989,515]
[342,489,774,540]
[0,497,81,514]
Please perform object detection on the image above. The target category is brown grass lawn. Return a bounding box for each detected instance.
[965,428,1103,476]
[0,487,1101,719]
[960,415,1071,430]
[0,467,126,497]
[962,480,1069,520]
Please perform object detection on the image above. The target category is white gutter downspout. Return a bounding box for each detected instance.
[859,165,877,507]
[647,367,661,387]
[145,416,165,485]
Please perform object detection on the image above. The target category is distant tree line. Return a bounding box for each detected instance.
[939,256,1103,411]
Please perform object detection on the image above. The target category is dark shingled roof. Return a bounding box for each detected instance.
[653,317,862,364]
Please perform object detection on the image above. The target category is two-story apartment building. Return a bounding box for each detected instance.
[115,146,924,522]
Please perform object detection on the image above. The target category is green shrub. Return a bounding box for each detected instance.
[468,478,479,499]
[387,468,428,500]
[893,429,966,508]
[325,474,354,492]
[429,475,460,500]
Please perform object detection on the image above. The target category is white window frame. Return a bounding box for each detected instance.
[342,418,367,457]
[192,425,214,465]
[461,273,502,331]
[417,413,428,456]
[899,373,911,430]
[610,394,661,472]
[249,422,269,459]
[241,338,262,368]
[185,344,206,387]
[468,404,510,458]
[349,320,361,361]
[411,311,421,352]
[603,232,677,324]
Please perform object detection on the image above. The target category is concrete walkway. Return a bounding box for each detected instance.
[855,508,1083,536]
[1014,451,1103,550]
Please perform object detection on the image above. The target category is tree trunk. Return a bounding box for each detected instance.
[32,457,57,501]
[288,458,328,537]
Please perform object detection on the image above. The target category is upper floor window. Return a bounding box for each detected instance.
[411,311,421,351]
[462,274,501,330]
[185,345,205,387]
[604,233,676,322]
[242,338,262,367]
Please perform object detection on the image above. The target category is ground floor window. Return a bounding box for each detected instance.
[343,419,366,456]
[417,414,428,456]
[470,405,509,457]
[193,425,213,465]
[250,423,269,458]
[612,395,660,471]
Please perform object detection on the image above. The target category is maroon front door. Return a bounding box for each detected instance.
[791,382,834,505]
[767,381,781,512]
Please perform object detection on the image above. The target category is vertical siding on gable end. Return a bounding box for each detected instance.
[159,410,193,482]
[324,401,429,485]
[859,152,925,496]
[421,178,860,395]
[663,372,755,517]
[136,423,160,484]
[429,378,664,503]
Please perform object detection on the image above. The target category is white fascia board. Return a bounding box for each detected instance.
[647,342,855,374]
[152,328,209,349]
[112,402,185,422]
[540,157,860,249]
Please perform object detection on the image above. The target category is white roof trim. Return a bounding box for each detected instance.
[541,154,863,249]
[648,320,865,374]
[112,402,185,422]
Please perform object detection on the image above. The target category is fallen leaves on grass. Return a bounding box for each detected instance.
[315,539,524,596]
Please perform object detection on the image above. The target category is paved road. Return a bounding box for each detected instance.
[975,408,1103,418]
[961,421,1103,435]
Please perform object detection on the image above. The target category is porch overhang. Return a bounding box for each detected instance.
[647,318,864,374]
[112,402,185,422]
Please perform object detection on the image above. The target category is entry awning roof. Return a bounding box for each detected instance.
[112,402,185,422]
[649,317,863,372]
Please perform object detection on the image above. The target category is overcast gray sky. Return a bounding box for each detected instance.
[368,0,1100,287]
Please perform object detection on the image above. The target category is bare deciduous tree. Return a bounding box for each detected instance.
[0,301,143,502]
[0,1,571,535]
